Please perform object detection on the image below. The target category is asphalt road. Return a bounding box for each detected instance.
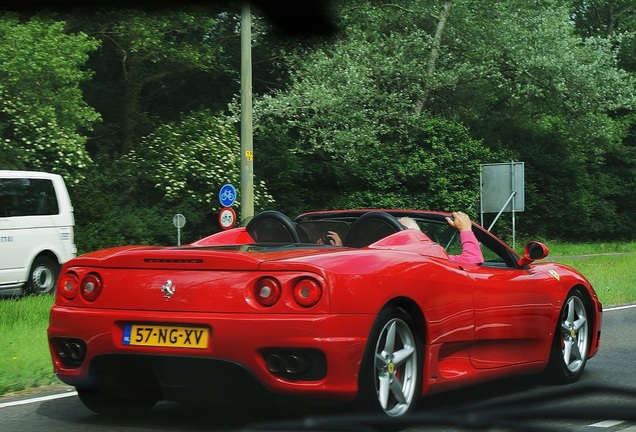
[1,305,635,432]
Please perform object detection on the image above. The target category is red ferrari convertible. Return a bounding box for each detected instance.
[48,209,602,417]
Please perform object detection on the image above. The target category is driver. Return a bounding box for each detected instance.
[398,212,484,265]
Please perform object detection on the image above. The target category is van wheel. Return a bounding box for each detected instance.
[26,256,58,295]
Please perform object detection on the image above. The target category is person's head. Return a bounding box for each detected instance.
[398,217,421,231]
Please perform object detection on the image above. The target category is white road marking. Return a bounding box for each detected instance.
[0,390,77,408]
[589,420,625,428]
[604,304,636,312]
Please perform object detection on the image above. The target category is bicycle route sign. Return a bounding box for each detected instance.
[218,184,236,207]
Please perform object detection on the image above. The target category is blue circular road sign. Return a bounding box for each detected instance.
[219,184,237,207]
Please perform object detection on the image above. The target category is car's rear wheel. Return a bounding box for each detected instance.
[357,307,422,417]
[77,387,158,416]
[25,255,58,295]
[545,288,590,383]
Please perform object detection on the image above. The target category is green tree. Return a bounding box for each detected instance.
[252,1,503,216]
[569,0,636,238]
[73,110,278,252]
[253,0,636,239]
[65,5,242,155]
[331,117,496,212]
[127,110,274,217]
[0,12,100,183]
[59,7,272,248]
[432,0,636,238]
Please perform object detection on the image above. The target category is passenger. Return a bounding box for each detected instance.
[398,212,484,265]
[316,231,343,246]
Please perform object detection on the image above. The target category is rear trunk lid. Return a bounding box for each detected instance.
[60,245,332,313]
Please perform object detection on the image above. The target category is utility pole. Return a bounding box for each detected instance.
[240,2,254,225]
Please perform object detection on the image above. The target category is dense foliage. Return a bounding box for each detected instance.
[0,13,100,184]
[1,0,635,251]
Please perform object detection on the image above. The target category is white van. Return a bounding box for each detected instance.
[0,170,77,296]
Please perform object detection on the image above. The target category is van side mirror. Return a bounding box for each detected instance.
[517,242,549,267]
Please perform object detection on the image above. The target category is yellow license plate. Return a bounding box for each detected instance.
[123,324,209,349]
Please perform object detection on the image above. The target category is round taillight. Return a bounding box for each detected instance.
[292,278,322,308]
[59,272,79,300]
[254,277,281,307]
[80,273,103,302]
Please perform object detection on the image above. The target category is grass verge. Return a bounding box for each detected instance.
[0,295,58,395]
[547,240,636,307]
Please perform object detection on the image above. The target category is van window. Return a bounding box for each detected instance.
[0,178,60,217]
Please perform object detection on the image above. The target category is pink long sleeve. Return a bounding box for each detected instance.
[449,230,483,265]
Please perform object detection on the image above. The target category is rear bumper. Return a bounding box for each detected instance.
[48,306,375,401]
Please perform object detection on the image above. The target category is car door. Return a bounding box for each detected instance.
[465,232,558,369]
[468,265,558,368]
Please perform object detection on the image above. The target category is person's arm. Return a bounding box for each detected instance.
[449,230,484,264]
[446,211,484,265]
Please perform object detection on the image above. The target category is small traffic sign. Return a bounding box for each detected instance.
[173,213,186,228]
[218,207,236,230]
[172,214,186,245]
[219,184,237,207]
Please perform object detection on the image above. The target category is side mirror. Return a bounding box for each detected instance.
[517,241,549,267]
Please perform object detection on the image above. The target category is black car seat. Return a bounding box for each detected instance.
[345,211,405,248]
[246,210,301,243]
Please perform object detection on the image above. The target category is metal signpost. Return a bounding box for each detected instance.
[480,162,525,249]
[173,213,186,246]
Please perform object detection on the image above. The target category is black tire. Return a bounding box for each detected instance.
[357,307,422,417]
[77,387,158,416]
[545,288,590,383]
[25,255,58,295]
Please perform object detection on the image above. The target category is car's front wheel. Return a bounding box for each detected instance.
[77,387,158,416]
[357,307,422,417]
[545,288,590,383]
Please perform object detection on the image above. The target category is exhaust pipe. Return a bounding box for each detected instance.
[266,354,284,373]
[283,355,309,374]
[56,338,86,366]
[266,353,309,375]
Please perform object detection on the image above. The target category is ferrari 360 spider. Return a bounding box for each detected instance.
[48,209,602,417]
